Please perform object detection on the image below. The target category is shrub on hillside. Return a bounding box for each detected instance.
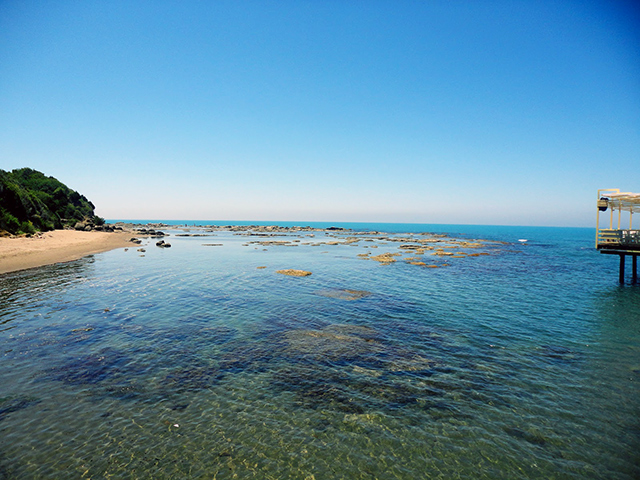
[0,168,100,235]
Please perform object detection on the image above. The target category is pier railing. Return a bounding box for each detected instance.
[596,229,640,250]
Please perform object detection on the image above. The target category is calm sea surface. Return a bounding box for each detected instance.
[1,222,639,479]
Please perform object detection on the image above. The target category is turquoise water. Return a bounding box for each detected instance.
[1,223,639,479]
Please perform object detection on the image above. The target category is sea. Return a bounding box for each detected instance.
[1,221,638,479]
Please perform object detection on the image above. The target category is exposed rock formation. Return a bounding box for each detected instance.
[276,269,312,277]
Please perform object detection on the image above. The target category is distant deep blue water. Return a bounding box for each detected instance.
[1,222,639,479]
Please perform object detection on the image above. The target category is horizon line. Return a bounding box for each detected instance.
[106,219,594,229]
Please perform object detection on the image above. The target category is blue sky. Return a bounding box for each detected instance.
[1,0,638,226]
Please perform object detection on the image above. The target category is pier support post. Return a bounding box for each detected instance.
[598,249,639,284]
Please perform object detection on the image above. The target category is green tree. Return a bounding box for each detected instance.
[0,168,101,234]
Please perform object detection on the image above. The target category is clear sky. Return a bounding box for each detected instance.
[1,0,639,226]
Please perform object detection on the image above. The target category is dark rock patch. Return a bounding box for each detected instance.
[503,426,548,446]
[0,396,41,422]
[315,289,373,301]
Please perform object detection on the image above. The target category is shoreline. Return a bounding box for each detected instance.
[0,230,134,275]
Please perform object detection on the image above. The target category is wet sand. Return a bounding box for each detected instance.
[0,230,133,275]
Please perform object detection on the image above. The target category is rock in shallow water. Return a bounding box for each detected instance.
[281,324,383,362]
[315,289,372,301]
[369,252,401,264]
[276,269,312,277]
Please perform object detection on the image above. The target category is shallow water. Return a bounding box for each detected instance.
[1,224,639,479]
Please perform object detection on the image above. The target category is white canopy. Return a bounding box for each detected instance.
[599,189,640,213]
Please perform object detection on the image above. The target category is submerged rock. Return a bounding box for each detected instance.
[212,322,460,415]
[387,354,435,372]
[47,349,133,386]
[315,289,372,301]
[272,356,424,413]
[160,365,224,393]
[281,325,382,362]
[0,396,41,422]
[503,426,548,446]
[536,345,579,364]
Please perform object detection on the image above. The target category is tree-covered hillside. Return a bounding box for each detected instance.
[0,168,104,235]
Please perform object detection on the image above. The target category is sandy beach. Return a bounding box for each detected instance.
[0,230,133,275]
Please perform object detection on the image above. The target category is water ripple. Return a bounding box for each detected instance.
[1,227,639,479]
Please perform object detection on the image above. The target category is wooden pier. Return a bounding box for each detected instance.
[596,189,640,283]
